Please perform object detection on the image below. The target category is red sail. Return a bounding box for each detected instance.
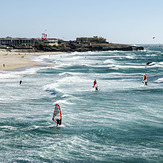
[52,104,62,123]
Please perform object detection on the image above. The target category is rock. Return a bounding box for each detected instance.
[34,40,144,52]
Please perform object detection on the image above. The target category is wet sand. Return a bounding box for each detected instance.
[0,49,63,71]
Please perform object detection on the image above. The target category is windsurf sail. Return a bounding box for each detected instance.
[52,104,62,124]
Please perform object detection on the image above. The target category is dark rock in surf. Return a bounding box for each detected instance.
[146,62,153,65]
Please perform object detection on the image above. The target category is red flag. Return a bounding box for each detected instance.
[42,33,47,40]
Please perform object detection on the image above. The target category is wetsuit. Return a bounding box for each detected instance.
[57,119,61,126]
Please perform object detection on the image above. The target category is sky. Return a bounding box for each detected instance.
[0,0,163,44]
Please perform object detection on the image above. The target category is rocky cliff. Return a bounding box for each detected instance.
[34,41,144,52]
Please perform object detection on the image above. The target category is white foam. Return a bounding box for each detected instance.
[107,64,145,69]
[53,99,74,105]
[22,67,40,75]
[155,78,163,83]
[148,63,163,68]
[61,94,70,98]
[57,124,65,128]
[0,125,17,131]
[139,84,149,88]
[43,83,57,91]
[71,51,101,56]
[32,55,50,62]
[103,59,115,64]
[59,72,74,76]
[0,67,39,80]
[0,72,20,79]
[126,55,135,59]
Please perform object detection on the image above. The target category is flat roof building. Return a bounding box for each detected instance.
[76,36,107,43]
[0,37,59,48]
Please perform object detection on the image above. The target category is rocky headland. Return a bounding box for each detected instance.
[34,41,144,52]
[0,36,144,52]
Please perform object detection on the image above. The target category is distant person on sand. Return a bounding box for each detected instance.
[143,74,147,85]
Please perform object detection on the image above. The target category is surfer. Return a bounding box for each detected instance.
[19,80,22,85]
[143,74,148,85]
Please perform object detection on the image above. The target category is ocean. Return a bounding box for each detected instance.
[0,45,162,162]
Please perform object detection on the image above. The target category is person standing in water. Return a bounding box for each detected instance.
[19,80,22,85]
[143,74,147,85]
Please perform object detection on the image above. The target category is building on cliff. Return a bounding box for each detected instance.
[42,38,59,46]
[0,37,59,49]
[0,37,36,48]
[76,36,107,43]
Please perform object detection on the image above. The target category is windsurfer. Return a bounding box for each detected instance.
[93,80,98,90]
[52,104,62,126]
[143,74,148,85]
[93,80,97,87]
[57,119,61,126]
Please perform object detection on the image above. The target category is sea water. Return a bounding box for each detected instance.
[0,45,162,162]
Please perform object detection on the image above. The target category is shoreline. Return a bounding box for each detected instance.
[0,49,63,71]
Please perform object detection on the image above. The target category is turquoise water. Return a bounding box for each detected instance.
[0,45,163,162]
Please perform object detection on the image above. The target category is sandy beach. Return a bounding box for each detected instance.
[0,49,63,71]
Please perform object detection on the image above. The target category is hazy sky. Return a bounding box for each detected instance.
[0,0,163,44]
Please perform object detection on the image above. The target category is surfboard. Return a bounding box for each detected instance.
[140,84,149,87]
[92,84,98,91]
[142,81,149,87]
[52,104,62,125]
